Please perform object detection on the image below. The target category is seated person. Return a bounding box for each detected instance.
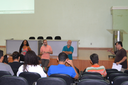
[2,55,8,64]
[0,50,14,75]
[8,51,22,75]
[47,52,79,79]
[86,53,107,77]
[17,50,47,77]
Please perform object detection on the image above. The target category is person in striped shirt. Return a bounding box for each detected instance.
[86,53,107,77]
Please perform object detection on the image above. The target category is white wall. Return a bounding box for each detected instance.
[0,0,128,48]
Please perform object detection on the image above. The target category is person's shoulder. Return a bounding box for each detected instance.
[86,66,92,70]
[47,45,50,47]
[49,65,57,68]
[18,65,24,68]
[122,48,126,51]
[100,66,106,69]
[70,46,73,48]
[63,45,67,48]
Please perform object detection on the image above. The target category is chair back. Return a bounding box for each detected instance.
[37,77,67,85]
[50,74,74,85]
[78,79,109,85]
[55,36,61,40]
[0,71,11,77]
[19,72,41,85]
[0,75,28,85]
[113,76,128,85]
[80,74,104,80]
[46,36,53,40]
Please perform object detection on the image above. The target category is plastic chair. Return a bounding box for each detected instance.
[0,75,28,85]
[19,72,41,85]
[37,77,67,85]
[78,79,109,85]
[50,74,74,85]
[0,71,11,77]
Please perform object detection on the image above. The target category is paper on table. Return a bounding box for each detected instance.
[112,63,122,71]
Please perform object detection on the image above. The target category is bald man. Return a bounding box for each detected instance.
[62,40,74,60]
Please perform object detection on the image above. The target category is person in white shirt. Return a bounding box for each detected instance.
[17,50,46,77]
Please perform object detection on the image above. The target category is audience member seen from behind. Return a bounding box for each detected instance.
[47,52,79,79]
[0,50,14,75]
[2,55,8,64]
[86,53,107,77]
[17,50,47,77]
[8,51,22,75]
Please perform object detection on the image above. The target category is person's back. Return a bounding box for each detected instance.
[86,65,107,77]
[17,50,46,77]
[47,52,79,79]
[48,64,76,78]
[86,53,107,77]
[8,51,22,75]
[0,50,14,75]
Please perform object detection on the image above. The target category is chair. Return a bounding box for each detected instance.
[0,75,28,85]
[80,74,104,80]
[124,70,128,74]
[113,76,128,85]
[49,74,74,85]
[78,79,109,85]
[0,71,11,77]
[82,72,102,76]
[19,72,41,85]
[37,77,67,85]
[29,36,35,39]
[46,36,53,40]
[54,36,61,40]
[109,73,128,84]
[106,69,118,72]
[37,36,44,40]
[121,81,128,85]
[106,71,122,79]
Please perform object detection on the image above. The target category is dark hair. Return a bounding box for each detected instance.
[0,50,3,58]
[19,40,29,53]
[58,52,68,62]
[90,53,99,64]
[23,50,39,71]
[115,41,123,47]
[2,55,8,64]
[12,51,20,60]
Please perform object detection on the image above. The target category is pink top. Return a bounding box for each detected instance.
[21,48,28,56]
[40,45,52,60]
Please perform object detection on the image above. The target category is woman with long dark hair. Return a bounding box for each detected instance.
[17,50,46,77]
[19,40,31,56]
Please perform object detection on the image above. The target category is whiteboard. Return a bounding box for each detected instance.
[6,40,38,55]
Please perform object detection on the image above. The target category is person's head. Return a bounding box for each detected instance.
[43,39,47,46]
[19,40,29,53]
[90,53,99,65]
[12,51,20,61]
[57,52,68,63]
[115,41,123,50]
[67,40,72,46]
[2,55,8,64]
[23,50,39,71]
[0,50,4,62]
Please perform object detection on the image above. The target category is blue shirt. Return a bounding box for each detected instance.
[47,64,76,78]
[62,45,74,60]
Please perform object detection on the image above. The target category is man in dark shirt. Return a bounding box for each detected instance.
[114,41,127,72]
[108,41,127,72]
[9,51,22,75]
